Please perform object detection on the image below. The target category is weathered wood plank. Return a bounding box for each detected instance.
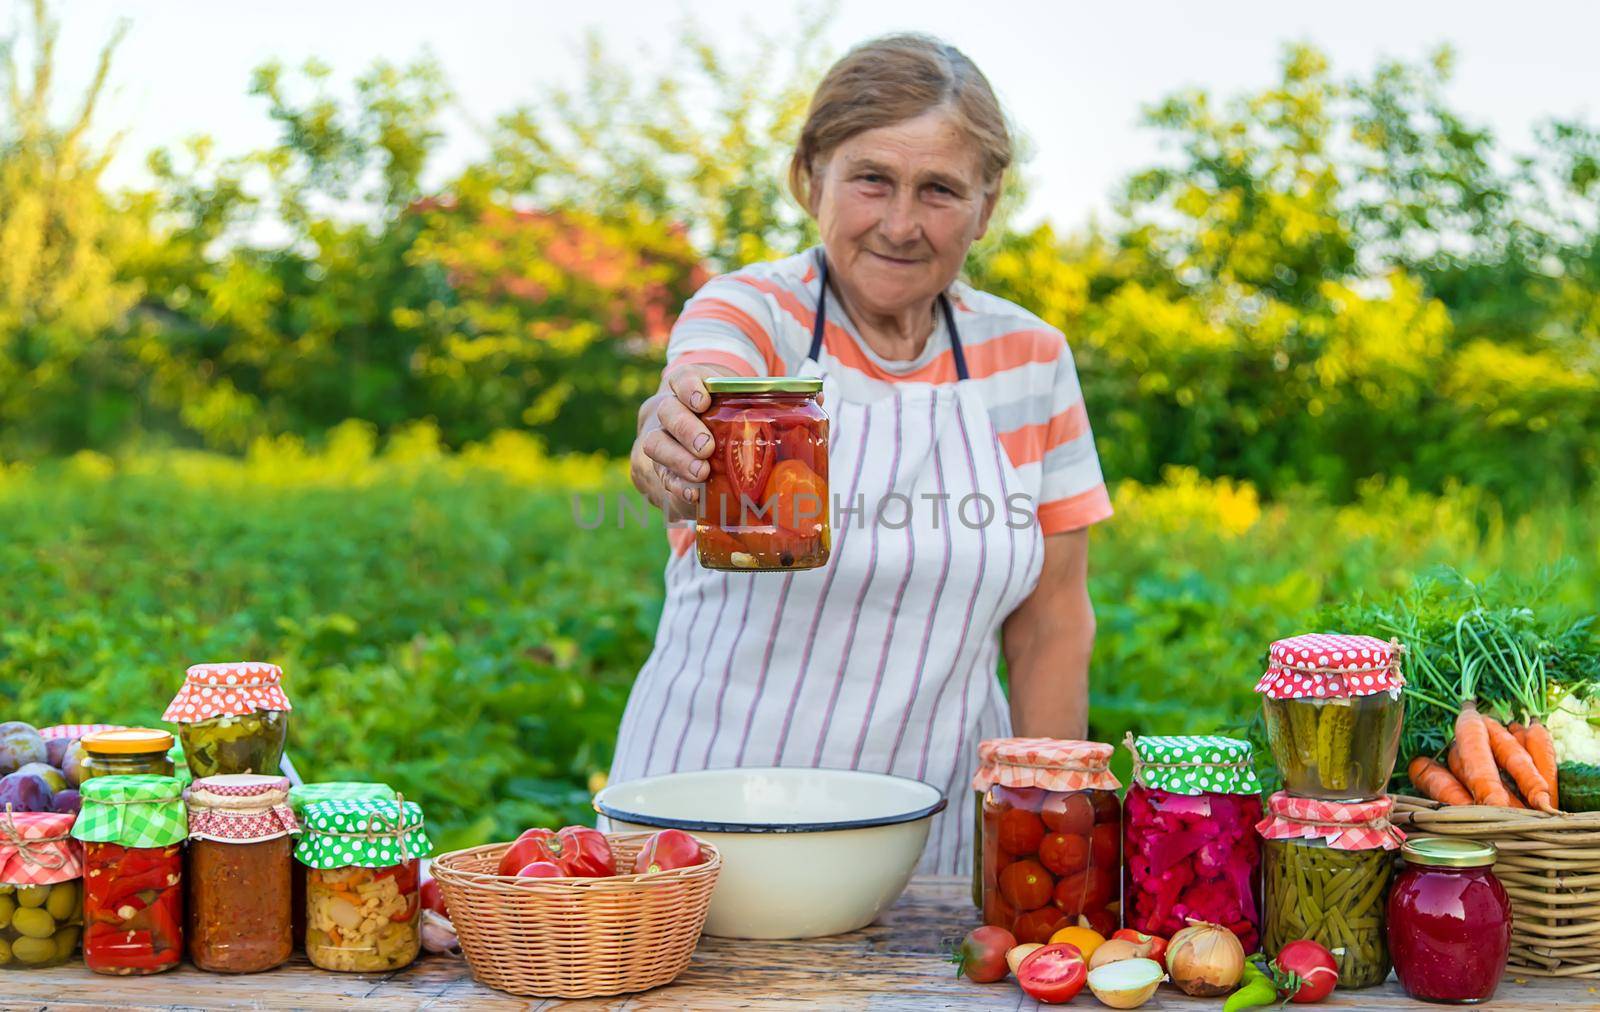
[7,877,1592,1010]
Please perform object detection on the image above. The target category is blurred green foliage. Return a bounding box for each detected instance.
[2,433,1595,844]
[1,5,1596,507]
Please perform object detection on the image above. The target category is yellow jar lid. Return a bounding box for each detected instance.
[82,727,174,754]
[1401,837,1497,868]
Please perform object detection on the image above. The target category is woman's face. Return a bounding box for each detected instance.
[811,110,998,318]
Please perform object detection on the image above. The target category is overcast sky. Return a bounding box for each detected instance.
[39,0,1600,231]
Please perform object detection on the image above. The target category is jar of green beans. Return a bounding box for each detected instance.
[1257,792,1404,990]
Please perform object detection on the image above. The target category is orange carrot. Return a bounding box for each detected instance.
[1524,720,1559,806]
[1408,756,1473,805]
[1456,701,1512,806]
[1447,743,1466,785]
[1508,721,1528,748]
[1483,716,1555,812]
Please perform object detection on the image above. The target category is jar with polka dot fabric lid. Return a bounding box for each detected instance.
[1122,734,1265,952]
[1255,633,1406,802]
[294,799,428,973]
[162,662,292,780]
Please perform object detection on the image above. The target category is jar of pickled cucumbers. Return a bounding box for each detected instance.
[295,799,429,972]
[1256,634,1405,801]
[1257,792,1405,990]
[976,739,1122,942]
[697,377,830,571]
[0,810,84,969]
[163,662,293,778]
[80,728,175,781]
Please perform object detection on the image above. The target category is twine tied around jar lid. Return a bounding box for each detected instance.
[326,793,416,862]
[0,804,69,871]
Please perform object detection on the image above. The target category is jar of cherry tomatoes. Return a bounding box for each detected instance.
[1388,838,1511,1004]
[1123,734,1264,952]
[697,377,829,571]
[71,774,188,975]
[975,739,1121,943]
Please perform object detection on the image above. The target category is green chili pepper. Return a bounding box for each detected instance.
[1223,973,1279,1012]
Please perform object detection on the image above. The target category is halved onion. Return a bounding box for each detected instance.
[1086,957,1165,1009]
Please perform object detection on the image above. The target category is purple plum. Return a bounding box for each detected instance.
[49,788,80,815]
[15,762,66,793]
[61,740,87,788]
[0,722,46,774]
[45,737,72,768]
[0,771,52,812]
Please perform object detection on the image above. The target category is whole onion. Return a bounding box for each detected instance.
[1166,919,1245,997]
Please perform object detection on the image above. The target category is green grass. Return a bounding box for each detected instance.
[3,423,1595,848]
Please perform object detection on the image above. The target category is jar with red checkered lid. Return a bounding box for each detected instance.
[163,662,293,779]
[1255,633,1405,801]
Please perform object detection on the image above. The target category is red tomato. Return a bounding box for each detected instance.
[723,412,775,506]
[1040,793,1094,836]
[997,809,1046,857]
[1080,907,1118,937]
[496,832,549,877]
[984,893,1017,933]
[1012,905,1071,944]
[497,826,615,878]
[420,877,448,918]
[999,859,1055,911]
[765,459,827,534]
[1017,943,1088,1004]
[1037,832,1090,876]
[1053,865,1114,915]
[1090,790,1121,825]
[776,423,819,473]
[1090,822,1119,869]
[994,785,1045,813]
[953,925,1017,983]
[1274,939,1339,1003]
[516,861,564,878]
[632,829,703,874]
[1111,929,1168,970]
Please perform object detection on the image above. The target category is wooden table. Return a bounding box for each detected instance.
[10,877,1593,1010]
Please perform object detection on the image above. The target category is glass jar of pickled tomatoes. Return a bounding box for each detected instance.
[976,739,1122,943]
[697,377,829,571]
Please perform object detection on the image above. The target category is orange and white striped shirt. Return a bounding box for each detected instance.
[668,248,1113,535]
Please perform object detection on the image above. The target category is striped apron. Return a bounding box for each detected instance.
[610,259,1045,874]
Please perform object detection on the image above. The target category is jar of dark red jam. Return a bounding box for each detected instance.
[1387,837,1511,1004]
[697,377,829,571]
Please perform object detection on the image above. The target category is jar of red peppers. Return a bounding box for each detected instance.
[975,739,1121,942]
[1256,634,1405,801]
[1122,734,1264,952]
[295,798,429,972]
[287,781,396,950]
[1257,791,1405,990]
[185,774,299,973]
[0,810,84,969]
[697,377,829,571]
[71,774,187,975]
[1388,837,1511,1004]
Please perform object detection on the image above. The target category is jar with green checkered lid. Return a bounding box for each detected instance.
[295,798,427,972]
[72,775,186,975]
[1122,734,1265,952]
[286,782,396,950]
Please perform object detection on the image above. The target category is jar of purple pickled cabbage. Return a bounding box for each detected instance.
[1122,734,1264,952]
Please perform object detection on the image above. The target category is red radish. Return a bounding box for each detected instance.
[1272,939,1339,1003]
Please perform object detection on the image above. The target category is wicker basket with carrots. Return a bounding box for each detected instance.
[1395,702,1600,977]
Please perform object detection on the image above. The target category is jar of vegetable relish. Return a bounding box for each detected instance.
[1388,838,1511,1004]
[976,739,1121,942]
[72,775,188,975]
[164,662,293,779]
[697,377,829,571]
[185,774,299,973]
[287,782,397,950]
[80,728,175,781]
[1122,735,1264,952]
[1257,792,1404,990]
[1256,634,1405,801]
[296,799,429,972]
[0,811,84,970]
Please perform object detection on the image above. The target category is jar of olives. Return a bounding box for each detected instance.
[163,662,293,778]
[80,728,175,781]
[0,810,84,969]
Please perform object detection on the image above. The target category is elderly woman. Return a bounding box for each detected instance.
[611,34,1112,873]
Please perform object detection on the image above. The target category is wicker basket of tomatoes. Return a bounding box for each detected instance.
[431,828,721,999]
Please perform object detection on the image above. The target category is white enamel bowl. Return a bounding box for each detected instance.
[594,767,946,939]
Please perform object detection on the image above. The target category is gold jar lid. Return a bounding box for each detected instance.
[1401,837,1497,868]
[82,727,174,755]
[704,376,822,394]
